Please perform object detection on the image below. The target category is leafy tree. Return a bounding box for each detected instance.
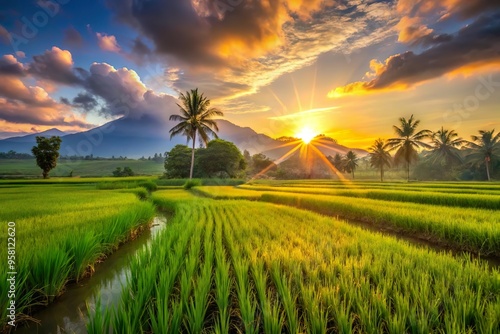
[388,115,431,181]
[343,151,359,179]
[251,153,276,174]
[112,166,135,177]
[169,88,224,179]
[369,139,392,182]
[31,136,62,179]
[428,127,465,167]
[466,129,500,181]
[164,145,192,179]
[196,139,245,178]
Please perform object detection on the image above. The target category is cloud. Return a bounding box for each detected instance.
[106,0,332,67]
[329,14,500,97]
[396,0,500,19]
[79,62,178,120]
[0,75,92,129]
[64,26,84,47]
[0,54,25,76]
[396,16,433,44]
[0,24,10,44]
[28,46,84,85]
[72,92,99,112]
[96,32,121,53]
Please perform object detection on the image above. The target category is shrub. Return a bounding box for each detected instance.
[112,167,135,177]
[184,179,201,189]
[138,181,158,192]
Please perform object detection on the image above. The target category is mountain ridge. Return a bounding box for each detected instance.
[0,116,367,159]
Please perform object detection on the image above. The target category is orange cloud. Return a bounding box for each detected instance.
[96,33,121,53]
[396,16,433,44]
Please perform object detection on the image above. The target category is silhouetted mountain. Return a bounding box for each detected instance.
[0,116,367,159]
[0,128,67,153]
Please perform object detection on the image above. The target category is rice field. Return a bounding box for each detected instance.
[3,179,500,332]
[0,183,155,330]
[88,189,500,333]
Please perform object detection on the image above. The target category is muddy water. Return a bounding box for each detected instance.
[15,215,167,334]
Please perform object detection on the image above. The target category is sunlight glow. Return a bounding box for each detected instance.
[296,127,316,144]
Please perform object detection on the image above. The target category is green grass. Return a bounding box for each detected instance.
[88,193,500,333]
[0,184,155,329]
[0,159,165,177]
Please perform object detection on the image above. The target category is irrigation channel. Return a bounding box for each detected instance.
[15,215,167,334]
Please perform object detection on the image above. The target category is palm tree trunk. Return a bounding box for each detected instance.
[189,131,196,179]
[485,157,491,181]
[380,166,384,182]
[407,162,410,182]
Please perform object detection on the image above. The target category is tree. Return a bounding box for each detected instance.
[169,88,224,179]
[251,153,276,174]
[31,136,62,179]
[428,127,465,167]
[343,151,358,179]
[387,115,431,181]
[466,129,500,181]
[330,153,344,172]
[196,139,246,178]
[164,145,192,179]
[369,139,392,182]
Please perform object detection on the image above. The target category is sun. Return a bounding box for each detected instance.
[296,127,316,144]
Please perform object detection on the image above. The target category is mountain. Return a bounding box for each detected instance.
[0,116,367,159]
[0,128,67,153]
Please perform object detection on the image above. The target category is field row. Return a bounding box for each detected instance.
[88,191,500,333]
[0,185,155,330]
[192,185,500,257]
[239,185,500,210]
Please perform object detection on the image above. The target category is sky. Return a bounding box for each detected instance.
[0,0,499,148]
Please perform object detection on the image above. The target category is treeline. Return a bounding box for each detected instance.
[164,139,247,179]
[0,150,33,159]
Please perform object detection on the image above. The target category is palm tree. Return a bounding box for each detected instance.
[369,139,392,182]
[428,127,465,167]
[169,88,223,179]
[388,115,431,181]
[466,129,500,181]
[343,151,358,179]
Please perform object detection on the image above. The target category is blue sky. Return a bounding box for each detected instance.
[0,0,499,147]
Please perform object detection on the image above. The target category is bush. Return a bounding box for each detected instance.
[138,181,158,192]
[112,167,135,177]
[184,179,201,189]
[134,188,149,200]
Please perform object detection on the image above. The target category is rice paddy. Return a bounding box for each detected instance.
[0,183,155,330]
[2,179,500,333]
[88,189,500,333]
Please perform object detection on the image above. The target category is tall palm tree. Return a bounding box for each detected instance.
[343,151,358,179]
[428,127,465,167]
[466,129,500,181]
[369,139,392,182]
[169,88,223,179]
[388,115,431,182]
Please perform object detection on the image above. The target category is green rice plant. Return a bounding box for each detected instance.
[29,246,72,303]
[86,195,500,333]
[233,256,259,334]
[137,180,157,192]
[63,231,102,281]
[271,263,299,334]
[260,192,500,256]
[86,297,112,334]
[241,184,500,210]
[301,283,328,334]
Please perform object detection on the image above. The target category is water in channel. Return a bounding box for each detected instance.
[15,215,167,334]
